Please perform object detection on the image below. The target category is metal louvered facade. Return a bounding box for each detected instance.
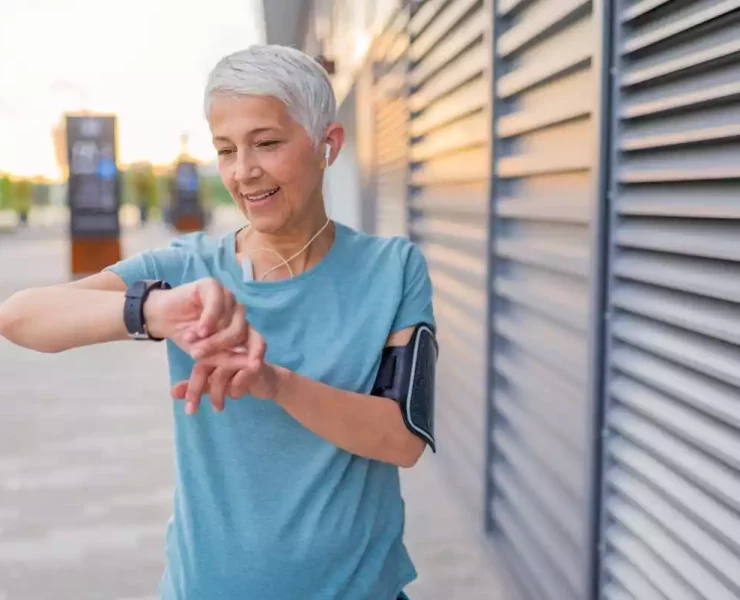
[599,2,740,600]
[486,1,603,599]
[280,0,740,598]
[373,9,411,238]
[406,0,492,517]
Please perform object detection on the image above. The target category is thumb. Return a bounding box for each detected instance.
[194,279,225,337]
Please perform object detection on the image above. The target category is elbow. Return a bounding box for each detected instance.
[0,290,61,353]
[0,294,21,341]
[394,433,426,469]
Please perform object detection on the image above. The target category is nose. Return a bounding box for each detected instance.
[234,149,262,184]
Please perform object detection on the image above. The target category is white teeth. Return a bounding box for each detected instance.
[245,188,279,201]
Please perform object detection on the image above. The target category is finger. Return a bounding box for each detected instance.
[227,369,253,398]
[171,380,188,399]
[245,328,267,368]
[185,363,213,414]
[197,351,253,370]
[195,279,226,338]
[191,304,248,359]
[208,367,234,412]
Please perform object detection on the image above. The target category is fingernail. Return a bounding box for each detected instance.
[186,403,194,415]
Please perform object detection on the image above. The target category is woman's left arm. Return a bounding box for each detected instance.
[182,325,428,468]
[271,326,426,468]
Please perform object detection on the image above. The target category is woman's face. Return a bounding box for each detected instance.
[208,94,340,234]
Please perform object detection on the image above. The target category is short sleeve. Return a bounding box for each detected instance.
[104,245,189,288]
[391,242,436,333]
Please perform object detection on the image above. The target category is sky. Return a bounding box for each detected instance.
[0,0,265,179]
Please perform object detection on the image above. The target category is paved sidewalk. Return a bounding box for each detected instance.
[0,221,504,599]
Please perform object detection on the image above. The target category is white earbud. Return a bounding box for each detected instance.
[324,143,331,165]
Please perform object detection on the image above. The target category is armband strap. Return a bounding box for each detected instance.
[371,323,438,452]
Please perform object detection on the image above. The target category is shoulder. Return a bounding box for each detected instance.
[339,225,428,276]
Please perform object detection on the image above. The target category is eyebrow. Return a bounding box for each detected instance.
[213,127,280,142]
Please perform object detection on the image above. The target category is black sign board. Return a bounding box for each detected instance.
[66,115,120,237]
[171,160,203,221]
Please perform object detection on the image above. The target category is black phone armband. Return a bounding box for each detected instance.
[371,323,438,452]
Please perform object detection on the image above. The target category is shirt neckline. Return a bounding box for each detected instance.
[221,220,345,292]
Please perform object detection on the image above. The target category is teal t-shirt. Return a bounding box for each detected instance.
[105,222,435,600]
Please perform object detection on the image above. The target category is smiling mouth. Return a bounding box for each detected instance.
[243,187,280,202]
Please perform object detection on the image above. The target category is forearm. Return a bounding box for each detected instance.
[0,287,128,352]
[273,368,425,468]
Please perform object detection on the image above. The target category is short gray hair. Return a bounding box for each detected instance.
[204,44,337,146]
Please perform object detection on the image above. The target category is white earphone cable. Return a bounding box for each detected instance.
[241,143,332,282]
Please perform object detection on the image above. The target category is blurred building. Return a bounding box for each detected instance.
[263,2,740,600]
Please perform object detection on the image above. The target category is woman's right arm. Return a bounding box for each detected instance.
[0,272,137,353]
[0,270,250,356]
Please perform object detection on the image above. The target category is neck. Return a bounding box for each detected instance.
[236,207,335,279]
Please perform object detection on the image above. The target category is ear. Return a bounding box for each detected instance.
[322,123,345,168]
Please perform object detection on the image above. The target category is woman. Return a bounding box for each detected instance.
[0,45,435,599]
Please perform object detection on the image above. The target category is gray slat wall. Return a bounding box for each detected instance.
[600,2,740,599]
[488,1,597,599]
[373,9,411,238]
[407,0,491,517]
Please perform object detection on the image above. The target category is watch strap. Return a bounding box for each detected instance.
[124,279,171,341]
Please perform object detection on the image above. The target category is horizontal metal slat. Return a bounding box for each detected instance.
[498,96,590,138]
[493,495,567,600]
[494,462,581,596]
[495,309,588,389]
[611,345,740,430]
[623,0,674,23]
[614,251,740,303]
[610,407,740,514]
[615,219,740,261]
[612,281,740,345]
[494,428,584,550]
[495,388,585,503]
[410,145,488,185]
[409,181,488,218]
[495,268,589,333]
[410,42,487,112]
[609,468,740,593]
[616,184,740,218]
[410,8,486,87]
[611,376,740,470]
[497,17,592,98]
[622,123,740,150]
[602,554,665,599]
[410,0,482,61]
[623,0,740,55]
[612,313,740,388]
[497,0,590,57]
[604,522,701,600]
[496,238,591,279]
[420,241,488,280]
[607,496,737,600]
[495,351,587,452]
[498,0,536,18]
[409,0,449,36]
[430,269,487,318]
[410,76,487,136]
[623,81,740,119]
[498,195,590,223]
[410,111,488,161]
[433,293,484,345]
[622,38,740,88]
[609,436,740,554]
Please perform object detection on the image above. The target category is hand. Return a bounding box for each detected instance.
[143,278,247,355]
[170,336,289,414]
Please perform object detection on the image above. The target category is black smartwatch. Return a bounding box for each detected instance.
[124,279,171,340]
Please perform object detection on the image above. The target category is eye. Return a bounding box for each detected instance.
[217,148,234,156]
[256,140,281,149]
